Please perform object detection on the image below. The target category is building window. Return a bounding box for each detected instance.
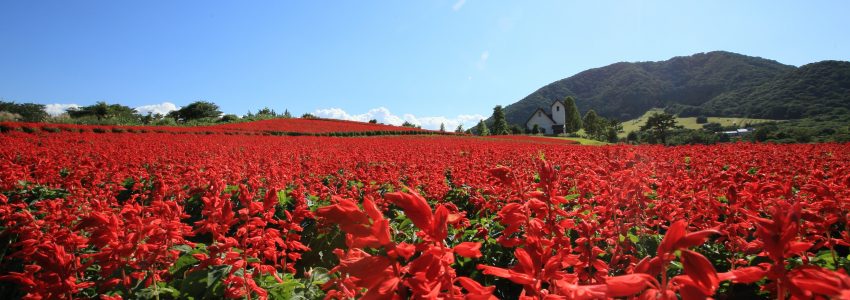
[556,106,560,111]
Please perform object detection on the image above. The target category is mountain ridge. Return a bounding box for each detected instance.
[502,51,849,125]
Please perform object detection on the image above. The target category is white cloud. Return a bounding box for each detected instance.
[135,102,179,116]
[477,50,489,69]
[313,107,485,131]
[452,0,466,11]
[44,103,80,116]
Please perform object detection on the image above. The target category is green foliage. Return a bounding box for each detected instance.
[170,101,221,122]
[68,101,137,122]
[401,121,421,129]
[582,110,601,138]
[455,124,464,133]
[490,105,510,135]
[0,101,48,122]
[475,119,490,136]
[749,116,850,143]
[563,96,582,134]
[502,51,794,123]
[219,114,240,123]
[691,61,850,119]
[639,112,683,144]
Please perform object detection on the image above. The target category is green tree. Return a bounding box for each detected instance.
[68,101,110,120]
[639,112,682,144]
[173,101,221,121]
[455,124,464,133]
[605,119,623,143]
[439,123,446,132]
[68,101,137,121]
[563,96,582,134]
[582,110,601,138]
[491,105,510,135]
[282,109,292,118]
[0,101,48,122]
[401,121,420,128]
[475,119,490,136]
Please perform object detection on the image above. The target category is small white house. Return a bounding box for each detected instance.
[721,128,755,137]
[525,100,566,134]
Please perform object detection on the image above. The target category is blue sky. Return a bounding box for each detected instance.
[1,1,848,129]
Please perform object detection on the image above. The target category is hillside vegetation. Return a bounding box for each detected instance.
[620,108,776,137]
[503,51,850,125]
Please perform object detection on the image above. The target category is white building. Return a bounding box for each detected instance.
[525,100,566,134]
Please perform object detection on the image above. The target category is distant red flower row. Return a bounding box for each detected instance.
[0,118,436,136]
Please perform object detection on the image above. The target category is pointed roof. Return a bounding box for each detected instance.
[550,99,565,107]
[524,107,556,126]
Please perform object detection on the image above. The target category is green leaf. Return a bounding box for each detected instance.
[628,233,640,244]
[815,250,836,269]
[178,265,232,299]
[169,252,199,276]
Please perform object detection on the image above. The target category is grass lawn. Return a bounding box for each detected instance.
[620,108,779,137]
[548,136,611,145]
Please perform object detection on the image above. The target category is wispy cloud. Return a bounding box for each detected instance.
[452,0,467,11]
[135,102,179,116]
[313,107,485,131]
[476,50,490,69]
[44,103,80,116]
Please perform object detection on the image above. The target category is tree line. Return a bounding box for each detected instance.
[0,100,296,126]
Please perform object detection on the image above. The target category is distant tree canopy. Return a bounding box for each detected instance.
[255,107,277,117]
[169,101,221,122]
[582,110,601,138]
[563,97,582,134]
[490,105,510,135]
[581,109,623,142]
[401,121,421,129]
[639,112,683,144]
[475,120,490,136]
[68,102,137,121]
[0,101,48,122]
[455,124,464,133]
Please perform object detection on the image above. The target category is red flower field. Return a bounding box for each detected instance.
[1,126,849,299]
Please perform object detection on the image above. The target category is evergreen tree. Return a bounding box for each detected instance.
[563,96,582,134]
[439,123,446,132]
[455,124,464,133]
[491,105,510,135]
[282,109,292,118]
[475,120,490,136]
